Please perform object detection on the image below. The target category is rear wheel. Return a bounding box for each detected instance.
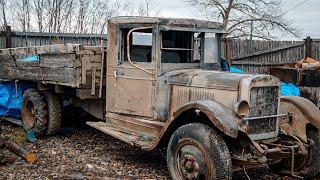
[167,123,232,180]
[43,92,61,135]
[21,89,48,136]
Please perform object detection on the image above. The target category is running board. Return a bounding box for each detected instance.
[86,121,156,150]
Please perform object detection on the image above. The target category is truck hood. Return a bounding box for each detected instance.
[162,69,253,90]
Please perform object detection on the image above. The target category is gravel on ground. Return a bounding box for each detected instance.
[0,121,319,180]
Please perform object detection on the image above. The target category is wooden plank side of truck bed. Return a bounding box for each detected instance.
[0,44,105,93]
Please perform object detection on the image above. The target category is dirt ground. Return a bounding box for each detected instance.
[0,121,318,180]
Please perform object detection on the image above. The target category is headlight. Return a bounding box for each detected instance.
[234,100,249,118]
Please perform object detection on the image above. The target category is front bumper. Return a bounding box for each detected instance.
[241,114,287,141]
[233,131,311,178]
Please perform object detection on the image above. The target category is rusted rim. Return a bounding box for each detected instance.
[22,99,36,131]
[173,138,213,180]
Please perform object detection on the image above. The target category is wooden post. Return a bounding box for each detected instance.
[5,26,12,48]
[304,36,313,59]
[224,38,232,65]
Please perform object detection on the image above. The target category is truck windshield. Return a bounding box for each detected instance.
[204,33,220,64]
[161,31,219,65]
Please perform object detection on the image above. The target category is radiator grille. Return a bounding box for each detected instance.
[248,86,278,135]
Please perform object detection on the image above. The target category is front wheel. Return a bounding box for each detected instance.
[167,123,232,180]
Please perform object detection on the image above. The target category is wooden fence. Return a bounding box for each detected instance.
[0,26,107,49]
[223,37,320,74]
[312,39,320,60]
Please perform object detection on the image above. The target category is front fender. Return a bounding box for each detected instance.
[173,100,240,138]
[280,96,320,142]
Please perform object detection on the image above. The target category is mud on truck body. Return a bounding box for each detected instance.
[0,17,320,179]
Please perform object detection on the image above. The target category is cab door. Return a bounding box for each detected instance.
[113,27,157,118]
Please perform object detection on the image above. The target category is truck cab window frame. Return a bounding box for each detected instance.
[160,30,204,64]
[119,27,154,64]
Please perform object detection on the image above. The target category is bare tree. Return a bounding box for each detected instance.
[0,0,134,34]
[189,0,300,40]
[128,0,160,17]
[13,0,32,32]
[32,0,45,32]
[61,0,74,33]
[0,0,8,30]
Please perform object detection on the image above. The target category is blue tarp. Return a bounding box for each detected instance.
[230,67,245,74]
[0,82,30,119]
[280,82,300,96]
[21,55,39,62]
[226,66,301,97]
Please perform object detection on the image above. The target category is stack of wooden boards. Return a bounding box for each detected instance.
[286,57,320,69]
[268,57,320,106]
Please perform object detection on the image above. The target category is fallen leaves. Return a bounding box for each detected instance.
[0,122,169,179]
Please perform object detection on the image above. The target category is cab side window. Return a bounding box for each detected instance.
[161,31,203,63]
[120,28,153,63]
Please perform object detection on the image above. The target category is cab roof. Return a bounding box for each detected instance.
[109,16,225,32]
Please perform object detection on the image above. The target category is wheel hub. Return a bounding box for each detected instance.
[22,99,36,130]
[175,141,211,180]
[181,154,200,179]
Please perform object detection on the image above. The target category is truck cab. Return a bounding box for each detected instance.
[85,17,320,179]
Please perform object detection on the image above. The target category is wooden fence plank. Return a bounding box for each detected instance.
[0,29,107,49]
[232,42,304,61]
[226,38,310,74]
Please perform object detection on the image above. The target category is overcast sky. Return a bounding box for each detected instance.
[154,0,320,39]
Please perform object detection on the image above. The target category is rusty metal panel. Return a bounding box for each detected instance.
[171,86,189,113]
[268,67,298,84]
[269,67,320,87]
[280,96,320,142]
[170,85,237,116]
[105,22,118,114]
[114,78,154,117]
[300,87,320,105]
[190,88,215,102]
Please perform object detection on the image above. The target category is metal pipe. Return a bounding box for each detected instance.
[290,146,304,179]
[244,114,287,121]
[99,38,105,98]
[161,47,203,51]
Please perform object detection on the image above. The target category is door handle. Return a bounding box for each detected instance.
[114,69,125,78]
[114,69,119,78]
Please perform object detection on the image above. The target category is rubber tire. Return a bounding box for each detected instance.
[22,89,48,136]
[305,128,320,178]
[167,123,232,180]
[43,92,61,135]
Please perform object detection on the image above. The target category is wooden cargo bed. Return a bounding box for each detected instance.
[0,44,106,93]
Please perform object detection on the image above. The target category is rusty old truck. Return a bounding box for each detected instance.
[1,17,320,179]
